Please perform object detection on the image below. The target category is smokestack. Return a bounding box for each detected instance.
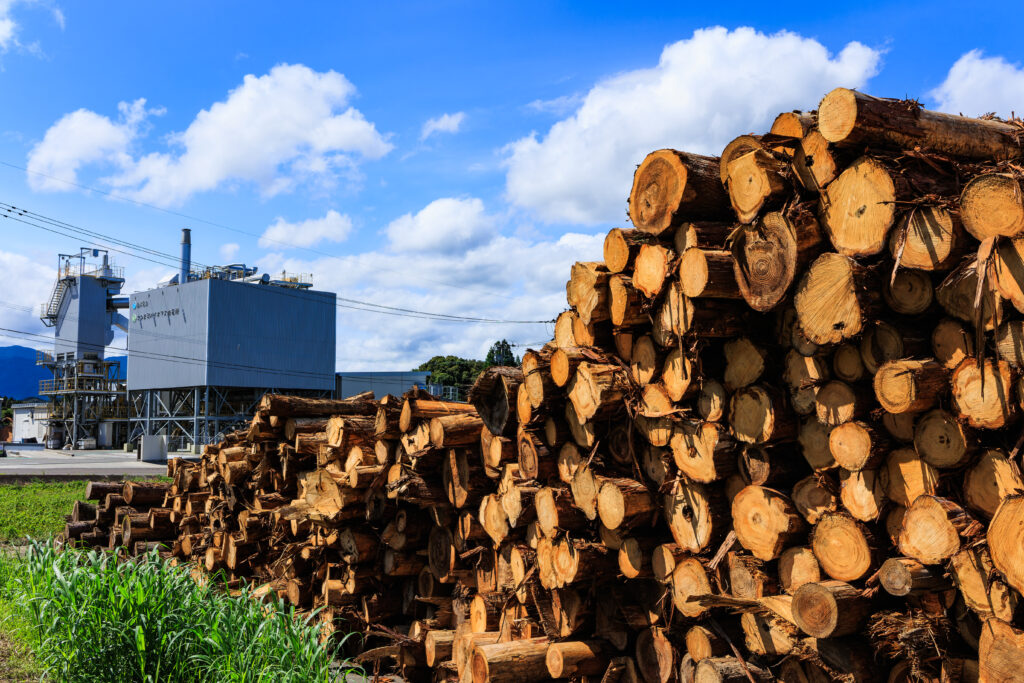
[180,228,191,285]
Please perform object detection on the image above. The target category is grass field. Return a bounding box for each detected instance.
[0,478,170,543]
[0,543,357,682]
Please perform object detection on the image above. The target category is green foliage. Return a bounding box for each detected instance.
[415,339,521,390]
[484,339,520,367]
[0,479,170,543]
[0,481,89,542]
[415,355,489,388]
[0,542,360,683]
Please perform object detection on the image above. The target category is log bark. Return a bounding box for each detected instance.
[628,149,730,235]
[817,87,1023,160]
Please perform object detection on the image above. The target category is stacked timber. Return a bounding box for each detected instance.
[62,89,1024,682]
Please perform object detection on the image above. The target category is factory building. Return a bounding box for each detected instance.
[39,230,339,451]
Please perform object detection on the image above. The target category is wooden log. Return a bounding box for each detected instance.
[730,385,797,444]
[605,227,659,274]
[698,379,727,422]
[792,581,870,638]
[884,269,933,316]
[791,475,837,525]
[469,367,523,438]
[122,481,170,506]
[741,611,797,657]
[679,248,742,299]
[838,468,886,522]
[961,171,1024,240]
[979,619,1024,683]
[811,511,876,582]
[546,640,609,678]
[873,359,948,414]
[670,556,712,618]
[899,495,980,564]
[634,244,675,298]
[950,546,1018,621]
[881,447,938,508]
[794,252,881,345]
[568,362,627,422]
[733,210,824,312]
[694,657,771,683]
[933,317,974,370]
[828,421,887,471]
[85,481,122,501]
[609,275,649,327]
[430,414,484,448]
[597,478,656,531]
[986,493,1024,596]
[663,479,725,553]
[725,146,788,224]
[671,422,736,483]
[258,392,375,418]
[814,380,869,427]
[727,551,778,599]
[798,418,834,470]
[888,204,963,272]
[568,261,611,325]
[630,335,660,386]
[951,358,1017,429]
[783,349,828,416]
[779,546,821,595]
[732,486,806,561]
[964,448,1024,519]
[684,625,731,663]
[628,149,730,235]
[817,87,1023,160]
[635,627,677,683]
[913,409,973,469]
[878,557,951,596]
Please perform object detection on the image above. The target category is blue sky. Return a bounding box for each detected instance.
[0,1,1022,369]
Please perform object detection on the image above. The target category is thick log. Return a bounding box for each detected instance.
[779,546,821,595]
[881,447,938,508]
[568,362,628,422]
[794,252,881,345]
[546,640,609,678]
[733,210,824,312]
[951,358,1017,429]
[663,479,726,553]
[987,493,1024,596]
[838,468,886,522]
[950,546,1018,621]
[878,557,951,597]
[259,392,375,418]
[811,511,877,582]
[979,619,1024,683]
[817,87,1022,160]
[597,478,656,531]
[873,359,948,414]
[680,248,742,299]
[568,261,611,325]
[791,475,837,525]
[961,171,1024,241]
[899,495,980,564]
[964,448,1024,519]
[730,385,797,444]
[430,414,484,449]
[694,657,771,683]
[792,580,870,638]
[605,227,660,274]
[628,149,730,235]
[725,146,788,224]
[469,367,523,438]
[732,486,806,561]
[635,627,677,683]
[828,421,887,471]
[914,409,973,469]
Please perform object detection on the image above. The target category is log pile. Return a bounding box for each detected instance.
[62,89,1024,682]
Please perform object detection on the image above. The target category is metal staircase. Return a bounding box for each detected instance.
[40,277,69,327]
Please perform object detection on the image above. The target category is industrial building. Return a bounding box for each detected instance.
[37,230,340,451]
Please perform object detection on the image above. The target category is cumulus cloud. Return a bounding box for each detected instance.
[27,99,160,190]
[385,197,494,253]
[259,209,354,249]
[28,64,392,206]
[219,242,240,262]
[260,201,603,369]
[505,26,881,225]
[930,50,1024,118]
[420,112,465,141]
[0,248,58,336]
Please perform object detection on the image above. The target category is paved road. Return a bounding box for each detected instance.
[0,446,194,477]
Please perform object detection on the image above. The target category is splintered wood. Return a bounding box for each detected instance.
[64,89,1024,682]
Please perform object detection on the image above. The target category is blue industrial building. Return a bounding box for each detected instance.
[38,229,438,451]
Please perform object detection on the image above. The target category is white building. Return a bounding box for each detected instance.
[11,402,48,444]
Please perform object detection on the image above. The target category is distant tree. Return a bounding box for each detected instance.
[485,339,520,367]
[415,356,489,389]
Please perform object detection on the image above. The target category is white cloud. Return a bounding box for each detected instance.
[28,64,393,206]
[259,209,353,249]
[260,199,603,369]
[219,242,240,262]
[526,94,583,116]
[52,7,64,30]
[420,112,466,141]
[0,248,57,336]
[26,98,159,190]
[930,50,1024,118]
[505,26,881,225]
[385,197,493,253]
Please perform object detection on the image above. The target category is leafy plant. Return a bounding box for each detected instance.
[0,542,361,683]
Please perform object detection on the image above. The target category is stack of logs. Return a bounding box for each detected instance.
[63,87,1024,682]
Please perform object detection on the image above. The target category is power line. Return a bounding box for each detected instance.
[2,203,555,325]
[0,159,522,301]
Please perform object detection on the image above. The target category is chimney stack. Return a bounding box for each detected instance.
[180,228,191,285]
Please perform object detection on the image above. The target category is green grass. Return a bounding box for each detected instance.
[0,542,361,682]
[0,479,170,543]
